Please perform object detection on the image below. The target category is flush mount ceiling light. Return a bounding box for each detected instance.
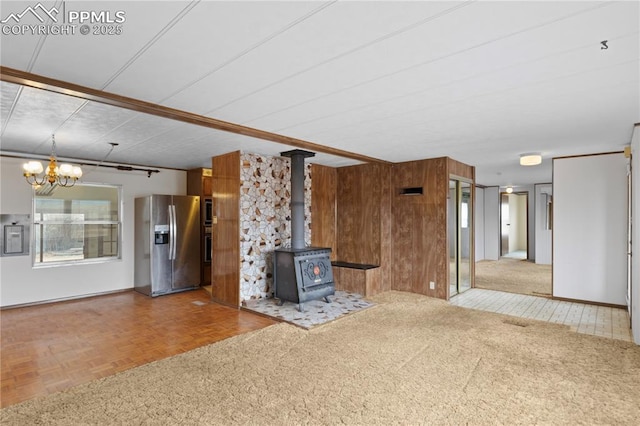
[22,134,83,187]
[506,186,513,194]
[520,153,542,166]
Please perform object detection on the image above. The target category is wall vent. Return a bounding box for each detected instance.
[400,187,423,195]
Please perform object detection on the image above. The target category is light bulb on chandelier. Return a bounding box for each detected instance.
[22,134,82,187]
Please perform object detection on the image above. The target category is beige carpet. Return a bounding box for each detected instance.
[475,258,552,297]
[2,291,638,425]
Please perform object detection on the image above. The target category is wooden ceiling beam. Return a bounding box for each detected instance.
[0,66,391,165]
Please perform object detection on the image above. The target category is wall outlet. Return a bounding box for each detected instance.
[429,281,435,290]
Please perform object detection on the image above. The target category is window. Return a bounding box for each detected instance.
[461,201,469,229]
[461,190,471,229]
[33,183,121,266]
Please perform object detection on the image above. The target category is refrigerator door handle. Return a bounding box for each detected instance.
[168,205,174,260]
[171,204,178,260]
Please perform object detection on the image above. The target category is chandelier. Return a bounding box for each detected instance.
[22,134,83,187]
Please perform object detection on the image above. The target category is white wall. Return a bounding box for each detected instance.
[516,196,528,250]
[475,187,485,261]
[481,185,539,262]
[631,125,640,344]
[507,185,536,261]
[508,194,527,251]
[553,153,627,306]
[535,184,553,265]
[524,185,535,261]
[483,186,500,260]
[0,156,186,307]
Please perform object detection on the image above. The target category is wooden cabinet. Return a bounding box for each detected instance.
[187,167,212,197]
[210,152,241,307]
[187,168,212,285]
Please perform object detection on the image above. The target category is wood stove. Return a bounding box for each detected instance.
[274,149,335,311]
[274,247,334,310]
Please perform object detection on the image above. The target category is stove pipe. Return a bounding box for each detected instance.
[281,149,315,250]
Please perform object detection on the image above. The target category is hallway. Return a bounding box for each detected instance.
[474,258,551,297]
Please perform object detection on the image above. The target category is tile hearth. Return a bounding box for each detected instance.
[243,291,374,329]
[450,288,633,342]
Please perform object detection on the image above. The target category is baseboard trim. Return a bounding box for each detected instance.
[552,296,627,310]
[0,288,133,310]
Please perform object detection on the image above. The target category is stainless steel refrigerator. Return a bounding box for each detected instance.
[134,195,201,296]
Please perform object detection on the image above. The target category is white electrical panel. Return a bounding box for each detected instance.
[0,214,31,257]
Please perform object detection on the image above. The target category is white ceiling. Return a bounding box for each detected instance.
[1,0,638,186]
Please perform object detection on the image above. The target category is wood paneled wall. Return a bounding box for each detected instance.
[337,164,379,264]
[391,158,449,299]
[379,163,393,294]
[335,163,392,294]
[448,157,475,181]
[310,164,337,260]
[209,153,472,304]
[211,151,240,307]
[310,156,473,300]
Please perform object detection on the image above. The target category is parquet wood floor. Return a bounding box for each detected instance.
[0,289,277,408]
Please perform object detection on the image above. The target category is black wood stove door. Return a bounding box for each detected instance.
[297,256,333,290]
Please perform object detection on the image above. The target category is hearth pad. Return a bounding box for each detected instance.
[242,291,374,329]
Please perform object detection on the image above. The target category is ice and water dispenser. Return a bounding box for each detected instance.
[154,225,169,244]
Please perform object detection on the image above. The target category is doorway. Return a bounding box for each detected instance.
[474,187,552,298]
[500,192,528,260]
[449,179,473,297]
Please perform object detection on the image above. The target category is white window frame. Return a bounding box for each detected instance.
[32,183,123,268]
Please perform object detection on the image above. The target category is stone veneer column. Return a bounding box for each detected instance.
[239,152,311,301]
